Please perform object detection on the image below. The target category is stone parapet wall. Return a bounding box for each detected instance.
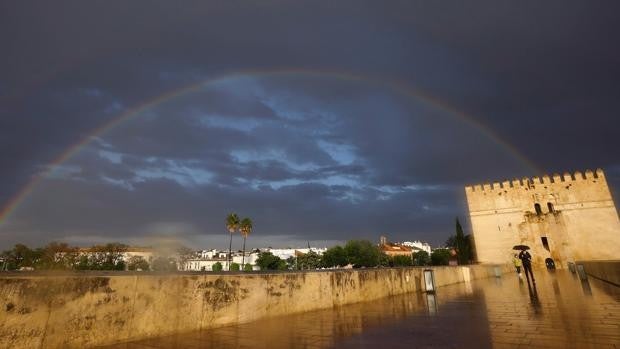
[577,260,620,287]
[0,264,510,349]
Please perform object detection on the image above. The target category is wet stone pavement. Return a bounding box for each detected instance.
[101,270,620,349]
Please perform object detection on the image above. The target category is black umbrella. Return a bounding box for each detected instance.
[513,245,530,250]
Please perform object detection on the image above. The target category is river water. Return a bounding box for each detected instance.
[100,270,620,349]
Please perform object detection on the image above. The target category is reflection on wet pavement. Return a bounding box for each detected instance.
[101,270,620,349]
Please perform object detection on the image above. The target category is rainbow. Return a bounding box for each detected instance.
[0,68,539,225]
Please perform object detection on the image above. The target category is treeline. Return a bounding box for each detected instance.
[0,242,189,271]
[254,240,458,271]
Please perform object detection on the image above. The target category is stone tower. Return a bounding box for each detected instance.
[465,168,620,268]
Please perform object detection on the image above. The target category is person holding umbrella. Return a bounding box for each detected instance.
[514,245,535,283]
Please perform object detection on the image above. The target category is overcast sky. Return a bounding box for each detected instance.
[1,1,619,250]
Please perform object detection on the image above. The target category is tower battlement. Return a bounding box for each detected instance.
[465,168,606,193]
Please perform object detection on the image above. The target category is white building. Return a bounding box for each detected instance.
[401,241,432,254]
[182,247,326,271]
[183,258,227,271]
[265,247,327,260]
[199,249,227,259]
[121,248,155,263]
[182,250,261,271]
[232,253,259,267]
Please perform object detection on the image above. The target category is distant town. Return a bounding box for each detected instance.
[0,236,471,273]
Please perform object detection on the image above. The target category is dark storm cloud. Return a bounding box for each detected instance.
[1,1,619,249]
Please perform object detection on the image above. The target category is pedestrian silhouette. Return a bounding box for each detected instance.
[519,250,535,284]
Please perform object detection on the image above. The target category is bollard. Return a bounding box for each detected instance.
[576,264,587,281]
[567,262,576,273]
[423,269,436,293]
[494,266,501,278]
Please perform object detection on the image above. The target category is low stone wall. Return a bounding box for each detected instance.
[577,260,620,287]
[0,264,510,349]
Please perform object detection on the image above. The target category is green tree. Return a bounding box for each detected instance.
[256,252,287,270]
[41,242,79,270]
[127,256,150,271]
[230,262,240,271]
[286,256,297,269]
[76,255,90,270]
[412,251,430,266]
[431,249,451,266]
[239,217,253,271]
[70,243,126,270]
[1,244,37,270]
[297,250,321,270]
[444,235,456,249]
[379,253,391,267]
[226,213,240,271]
[92,243,128,270]
[392,255,413,267]
[32,242,80,270]
[321,246,348,268]
[455,218,471,265]
[344,240,381,268]
[212,262,223,272]
[243,263,253,271]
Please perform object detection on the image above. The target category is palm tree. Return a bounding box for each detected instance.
[225,213,240,271]
[240,218,253,270]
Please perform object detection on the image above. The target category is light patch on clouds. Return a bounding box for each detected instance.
[133,160,213,187]
[98,150,123,164]
[319,175,359,188]
[263,178,304,190]
[101,176,134,190]
[404,184,450,191]
[46,164,82,179]
[372,184,449,201]
[198,115,261,132]
[317,140,356,165]
[91,137,115,150]
[231,149,321,172]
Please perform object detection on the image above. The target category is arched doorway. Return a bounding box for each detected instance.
[545,258,556,270]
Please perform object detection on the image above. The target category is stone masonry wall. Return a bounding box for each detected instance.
[465,168,620,267]
[0,265,509,348]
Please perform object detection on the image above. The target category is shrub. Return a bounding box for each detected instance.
[412,251,431,266]
[127,256,150,271]
[431,249,451,266]
[392,255,413,267]
[256,252,287,270]
[212,262,223,272]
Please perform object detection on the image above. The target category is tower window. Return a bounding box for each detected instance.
[534,203,542,215]
[547,202,555,213]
